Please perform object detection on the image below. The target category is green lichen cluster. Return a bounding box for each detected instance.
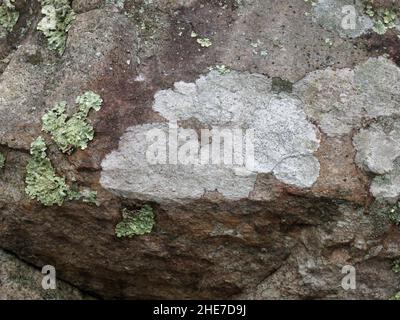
[363,1,398,35]
[37,0,75,55]
[0,0,19,38]
[390,292,400,300]
[25,91,102,206]
[25,137,69,206]
[25,137,99,206]
[115,205,155,238]
[386,202,400,225]
[392,259,400,273]
[0,152,5,169]
[42,91,103,154]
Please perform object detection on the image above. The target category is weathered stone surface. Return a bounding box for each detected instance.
[313,0,373,38]
[1,0,400,300]
[0,249,90,300]
[294,57,400,137]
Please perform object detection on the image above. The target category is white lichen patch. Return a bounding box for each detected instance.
[354,57,400,118]
[100,71,321,203]
[100,123,259,203]
[354,118,400,200]
[370,159,400,200]
[294,67,363,137]
[312,0,373,38]
[294,57,400,137]
[353,120,400,175]
[295,56,400,199]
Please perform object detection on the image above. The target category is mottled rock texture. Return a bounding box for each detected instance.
[0,249,89,299]
[1,0,400,300]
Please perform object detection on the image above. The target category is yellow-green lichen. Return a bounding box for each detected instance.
[390,292,400,300]
[0,0,19,38]
[115,205,155,238]
[0,152,5,169]
[37,0,75,55]
[196,37,212,48]
[25,137,70,206]
[215,64,231,75]
[25,137,99,206]
[42,91,103,154]
[392,259,400,273]
[363,1,398,35]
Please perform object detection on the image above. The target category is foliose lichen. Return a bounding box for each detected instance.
[42,91,103,155]
[37,0,75,55]
[25,91,102,206]
[196,37,212,48]
[115,205,155,238]
[25,137,70,206]
[392,259,400,273]
[390,292,400,300]
[25,136,100,206]
[0,0,19,38]
[363,0,398,35]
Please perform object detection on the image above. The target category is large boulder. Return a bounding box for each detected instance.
[1,0,400,299]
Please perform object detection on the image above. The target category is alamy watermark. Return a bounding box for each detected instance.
[341,265,356,290]
[41,265,56,290]
[341,5,357,30]
[145,121,256,170]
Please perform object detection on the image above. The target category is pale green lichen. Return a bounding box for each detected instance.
[25,137,99,206]
[37,0,75,55]
[363,1,398,35]
[26,91,102,206]
[25,137,69,206]
[0,0,19,38]
[392,259,400,273]
[196,37,212,48]
[42,91,103,154]
[115,205,155,238]
[215,65,231,75]
[390,292,400,300]
[0,152,5,169]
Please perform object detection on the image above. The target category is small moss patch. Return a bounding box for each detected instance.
[42,91,103,154]
[115,205,155,238]
[0,0,19,38]
[37,0,75,55]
